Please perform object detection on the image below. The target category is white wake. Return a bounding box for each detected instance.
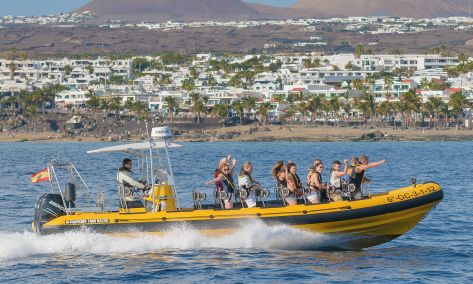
[0,221,345,261]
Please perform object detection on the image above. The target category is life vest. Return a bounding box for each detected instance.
[314,171,322,190]
[276,170,287,188]
[214,169,224,191]
[349,164,364,188]
[287,172,302,190]
[238,170,253,190]
[221,173,235,193]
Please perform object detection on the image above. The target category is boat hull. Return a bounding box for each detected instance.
[34,182,443,249]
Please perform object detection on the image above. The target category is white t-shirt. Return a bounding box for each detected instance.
[238,174,256,208]
[330,171,342,188]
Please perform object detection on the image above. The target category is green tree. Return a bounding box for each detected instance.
[376,101,394,126]
[241,96,258,119]
[401,90,421,127]
[212,104,229,127]
[383,75,394,100]
[232,101,245,125]
[182,77,195,93]
[256,102,271,126]
[354,43,365,59]
[309,95,323,125]
[189,93,207,124]
[448,91,469,128]
[163,96,179,123]
[64,65,73,76]
[86,65,94,75]
[132,58,151,74]
[426,97,445,127]
[207,74,218,90]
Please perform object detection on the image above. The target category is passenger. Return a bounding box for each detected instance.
[238,161,263,208]
[348,155,386,199]
[307,158,322,185]
[308,162,328,204]
[214,155,232,192]
[117,158,150,206]
[205,158,237,209]
[285,162,301,206]
[329,160,348,202]
[271,161,287,188]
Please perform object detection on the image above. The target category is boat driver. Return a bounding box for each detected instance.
[117,158,150,206]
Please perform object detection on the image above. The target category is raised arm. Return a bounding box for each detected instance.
[356,159,386,172]
[229,159,237,176]
[335,160,349,177]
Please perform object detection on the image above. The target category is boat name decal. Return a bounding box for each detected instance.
[65,219,110,225]
[49,200,66,212]
[386,186,437,203]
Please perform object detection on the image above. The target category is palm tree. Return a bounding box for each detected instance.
[272,93,286,104]
[256,102,272,126]
[296,101,311,126]
[64,65,73,76]
[340,92,352,121]
[189,93,206,123]
[457,53,469,86]
[8,61,16,80]
[420,77,430,90]
[448,91,469,129]
[109,97,122,120]
[308,95,323,126]
[383,75,394,100]
[207,74,218,90]
[376,101,393,127]
[212,104,229,127]
[427,97,445,128]
[364,93,376,124]
[182,77,195,93]
[232,101,245,125]
[364,74,375,94]
[393,101,408,128]
[241,96,257,119]
[401,90,421,127]
[354,43,365,59]
[163,96,179,123]
[327,97,341,123]
[352,79,364,91]
[303,58,321,68]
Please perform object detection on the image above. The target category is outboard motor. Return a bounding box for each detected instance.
[64,183,76,208]
[33,193,66,234]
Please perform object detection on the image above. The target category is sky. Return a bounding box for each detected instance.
[0,0,298,17]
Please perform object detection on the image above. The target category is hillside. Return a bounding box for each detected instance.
[293,0,473,18]
[76,0,275,22]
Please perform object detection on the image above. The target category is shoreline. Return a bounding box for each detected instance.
[1,125,473,143]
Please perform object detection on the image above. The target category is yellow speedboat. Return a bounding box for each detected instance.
[32,127,443,250]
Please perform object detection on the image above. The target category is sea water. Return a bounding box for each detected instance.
[0,142,471,283]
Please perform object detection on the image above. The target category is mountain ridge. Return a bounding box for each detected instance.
[293,0,473,18]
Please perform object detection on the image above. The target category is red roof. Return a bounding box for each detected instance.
[401,79,414,83]
[446,88,461,93]
[290,87,306,92]
[416,89,422,94]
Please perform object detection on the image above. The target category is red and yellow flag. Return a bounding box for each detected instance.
[31,168,50,184]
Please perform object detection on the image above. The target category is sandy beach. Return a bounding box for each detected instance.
[1,125,472,143]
